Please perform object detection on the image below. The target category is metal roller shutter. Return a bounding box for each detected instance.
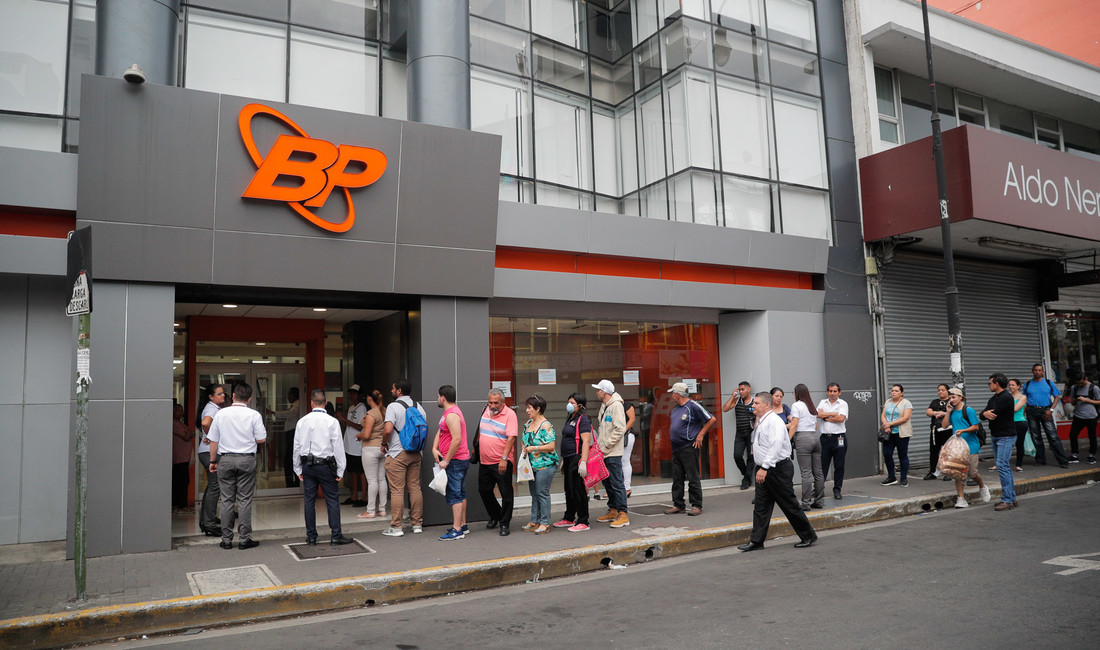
[880,252,1042,468]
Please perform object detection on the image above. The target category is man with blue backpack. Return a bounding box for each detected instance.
[381,378,428,537]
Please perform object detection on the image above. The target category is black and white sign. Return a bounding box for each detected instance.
[66,227,93,316]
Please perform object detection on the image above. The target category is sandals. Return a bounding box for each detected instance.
[521,522,538,531]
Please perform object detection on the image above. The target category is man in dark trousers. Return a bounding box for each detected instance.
[293,389,354,546]
[981,373,1018,511]
[664,382,716,516]
[739,392,818,552]
[722,381,755,490]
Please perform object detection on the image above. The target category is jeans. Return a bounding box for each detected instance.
[528,463,558,525]
[197,451,220,529]
[820,433,847,490]
[478,461,514,525]
[1026,408,1068,465]
[793,431,824,506]
[993,436,1017,503]
[881,435,910,481]
[671,446,703,509]
[302,461,342,540]
[1068,417,1098,457]
[384,451,423,528]
[601,455,628,512]
[733,433,754,484]
[360,446,388,513]
[217,453,257,542]
[561,455,588,525]
[444,458,469,505]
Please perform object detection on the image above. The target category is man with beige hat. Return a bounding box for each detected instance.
[592,379,630,528]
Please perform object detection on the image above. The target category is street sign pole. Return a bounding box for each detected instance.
[67,226,93,600]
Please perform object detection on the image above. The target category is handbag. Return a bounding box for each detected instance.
[576,415,610,488]
[877,427,892,443]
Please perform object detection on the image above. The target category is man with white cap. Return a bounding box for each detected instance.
[592,379,630,528]
[664,382,716,516]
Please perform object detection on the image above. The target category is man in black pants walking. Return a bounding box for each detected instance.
[723,381,755,490]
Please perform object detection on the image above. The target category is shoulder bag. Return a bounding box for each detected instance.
[575,415,609,488]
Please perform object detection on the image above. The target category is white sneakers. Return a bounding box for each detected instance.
[955,498,969,508]
[980,486,991,502]
[956,487,991,509]
[382,527,404,537]
[412,525,423,534]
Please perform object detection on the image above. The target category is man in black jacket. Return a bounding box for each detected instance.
[981,373,1018,511]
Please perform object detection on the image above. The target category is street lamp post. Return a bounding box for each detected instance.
[921,0,966,391]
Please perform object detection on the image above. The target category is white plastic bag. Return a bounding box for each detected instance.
[516,452,535,482]
[429,464,448,495]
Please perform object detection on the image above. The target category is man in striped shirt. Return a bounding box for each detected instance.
[477,388,518,536]
[723,381,756,490]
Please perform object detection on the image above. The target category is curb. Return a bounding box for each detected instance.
[3,468,1096,648]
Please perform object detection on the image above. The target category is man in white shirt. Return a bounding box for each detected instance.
[738,392,817,552]
[381,378,427,537]
[293,389,353,546]
[335,384,367,506]
[208,382,268,550]
[817,383,849,500]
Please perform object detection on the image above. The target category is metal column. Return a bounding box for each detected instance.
[96,0,181,85]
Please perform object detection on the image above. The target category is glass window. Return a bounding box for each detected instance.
[471,69,532,178]
[470,0,530,30]
[381,55,407,119]
[713,0,765,37]
[987,99,1034,142]
[640,180,668,220]
[535,183,593,210]
[637,85,665,185]
[875,67,899,145]
[766,0,816,51]
[632,0,660,45]
[289,29,378,114]
[534,86,591,190]
[664,70,716,173]
[955,89,986,127]
[1064,121,1100,162]
[185,11,288,102]
[532,0,584,50]
[587,1,632,63]
[713,27,768,83]
[532,38,588,94]
[66,0,96,118]
[773,91,827,188]
[780,185,830,240]
[898,72,955,143]
[0,0,69,115]
[591,57,633,105]
[716,76,772,179]
[617,102,639,193]
[662,18,712,73]
[722,175,774,232]
[670,171,694,223]
[0,113,62,151]
[290,0,377,40]
[1035,114,1061,150]
[471,17,531,77]
[670,170,720,226]
[593,106,620,197]
[191,0,288,22]
[768,43,819,96]
[634,35,662,90]
[680,0,710,21]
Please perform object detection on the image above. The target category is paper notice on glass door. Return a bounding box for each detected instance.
[683,379,698,393]
[538,369,556,385]
[490,381,512,398]
[622,370,640,386]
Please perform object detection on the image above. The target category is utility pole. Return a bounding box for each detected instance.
[67,228,93,600]
[921,0,965,390]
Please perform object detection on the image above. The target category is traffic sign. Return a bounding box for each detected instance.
[66,227,92,316]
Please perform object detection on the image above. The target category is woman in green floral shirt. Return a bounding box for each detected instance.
[521,394,560,534]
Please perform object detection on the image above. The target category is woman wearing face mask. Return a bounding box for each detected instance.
[520,395,560,535]
[554,393,593,532]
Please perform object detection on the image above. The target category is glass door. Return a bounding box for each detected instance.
[196,363,305,496]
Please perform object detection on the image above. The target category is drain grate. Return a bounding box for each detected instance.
[630,504,678,516]
[186,564,280,595]
[287,538,376,561]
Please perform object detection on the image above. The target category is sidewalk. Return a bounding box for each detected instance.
[2,463,1097,648]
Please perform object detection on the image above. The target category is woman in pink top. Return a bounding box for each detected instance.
[433,384,470,540]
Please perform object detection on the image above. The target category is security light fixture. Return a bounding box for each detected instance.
[123,64,146,84]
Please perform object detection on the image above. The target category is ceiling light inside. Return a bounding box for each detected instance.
[223,304,237,309]
[313,308,327,312]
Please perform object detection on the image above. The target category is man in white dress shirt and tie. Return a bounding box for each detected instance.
[293,389,354,546]
[739,392,818,552]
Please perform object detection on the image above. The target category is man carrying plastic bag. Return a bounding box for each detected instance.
[940,387,991,508]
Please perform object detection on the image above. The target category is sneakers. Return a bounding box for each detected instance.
[954,498,969,508]
[880,477,898,486]
[899,479,909,487]
[460,524,469,535]
[567,523,590,532]
[552,519,575,528]
[439,528,466,541]
[412,525,423,534]
[1089,456,1097,465]
[593,492,602,500]
[382,527,404,537]
[596,509,619,522]
[609,511,630,528]
[1069,454,1080,463]
[922,472,937,481]
[980,486,991,503]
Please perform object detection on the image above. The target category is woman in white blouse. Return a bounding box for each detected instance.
[788,384,824,510]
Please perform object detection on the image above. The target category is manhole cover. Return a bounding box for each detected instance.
[186,564,280,595]
[287,538,376,561]
[631,504,677,516]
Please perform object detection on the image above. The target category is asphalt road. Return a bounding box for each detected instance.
[122,485,1100,649]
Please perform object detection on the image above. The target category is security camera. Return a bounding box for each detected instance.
[123,64,146,84]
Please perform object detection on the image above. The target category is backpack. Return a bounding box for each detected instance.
[1023,378,1057,405]
[963,409,987,447]
[397,400,428,452]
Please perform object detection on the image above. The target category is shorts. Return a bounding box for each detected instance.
[345,453,365,474]
[445,458,469,505]
[966,453,979,479]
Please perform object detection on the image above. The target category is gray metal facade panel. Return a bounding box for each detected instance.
[880,253,1042,468]
[826,139,860,223]
[85,399,124,556]
[23,277,71,404]
[821,59,855,145]
[122,284,174,400]
[76,222,214,287]
[0,279,28,405]
[19,403,69,543]
[78,77,220,229]
[815,0,849,65]
[0,405,21,544]
[86,282,127,401]
[0,236,67,277]
[585,274,673,306]
[671,221,752,266]
[0,148,77,213]
[120,399,172,553]
[493,268,587,301]
[668,281,749,310]
[496,202,591,252]
[747,231,826,273]
[454,297,491,393]
[393,245,495,297]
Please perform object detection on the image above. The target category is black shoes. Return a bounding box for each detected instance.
[200,525,220,537]
[352,500,368,508]
[880,477,898,486]
[810,502,825,509]
[331,535,354,546]
[499,524,510,537]
[341,497,354,505]
[800,504,811,511]
[922,472,937,480]
[740,479,751,491]
[738,542,764,552]
[486,519,498,529]
[794,535,818,548]
[219,540,233,550]
[833,488,842,500]
[239,539,260,550]
[306,538,317,546]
